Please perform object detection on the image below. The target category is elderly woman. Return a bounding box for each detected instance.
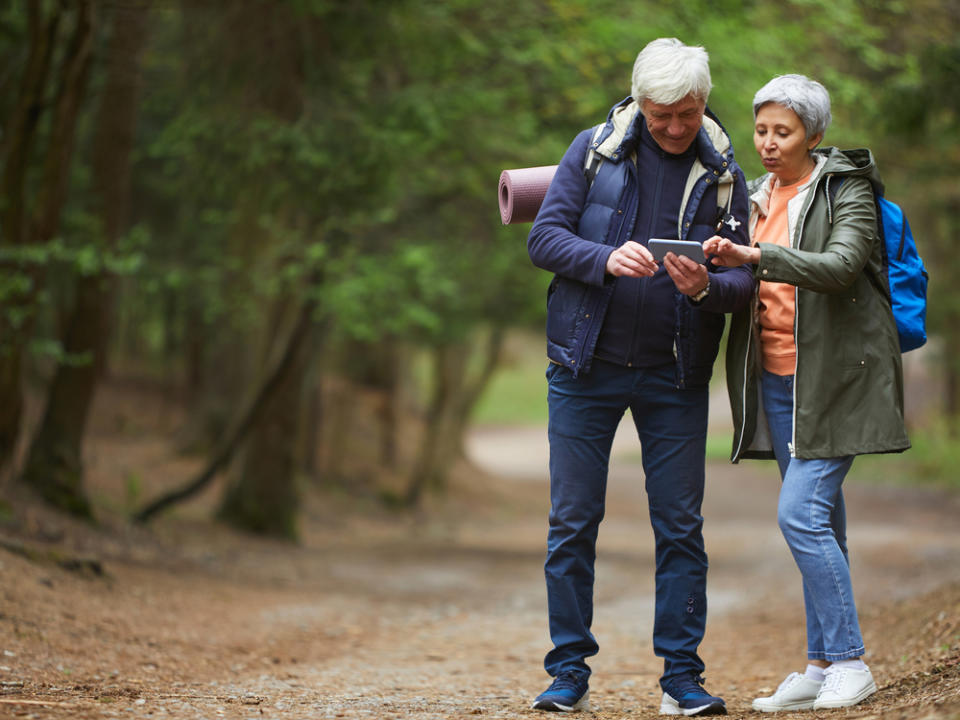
[704,74,910,712]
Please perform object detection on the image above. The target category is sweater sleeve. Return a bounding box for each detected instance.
[527,129,614,288]
[755,176,876,293]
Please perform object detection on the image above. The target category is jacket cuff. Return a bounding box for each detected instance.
[754,243,783,282]
[591,247,615,286]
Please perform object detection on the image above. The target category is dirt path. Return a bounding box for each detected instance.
[1,422,959,719]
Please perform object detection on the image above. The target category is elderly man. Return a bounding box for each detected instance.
[527,38,754,715]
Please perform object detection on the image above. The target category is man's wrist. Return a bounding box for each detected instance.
[690,277,710,302]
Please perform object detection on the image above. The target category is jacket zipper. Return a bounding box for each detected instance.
[733,301,755,461]
[574,158,639,373]
[787,184,813,458]
[634,152,663,365]
[673,162,704,388]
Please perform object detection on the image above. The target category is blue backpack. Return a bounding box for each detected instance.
[828,177,928,352]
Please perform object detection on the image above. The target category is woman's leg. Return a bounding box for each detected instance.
[760,370,859,660]
[757,372,873,710]
[777,455,862,660]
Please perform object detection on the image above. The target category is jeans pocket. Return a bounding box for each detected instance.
[546,361,568,385]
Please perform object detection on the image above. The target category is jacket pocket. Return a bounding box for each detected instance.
[546,277,588,348]
[824,289,868,370]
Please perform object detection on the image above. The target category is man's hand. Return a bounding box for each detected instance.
[663,252,709,296]
[605,241,658,278]
[702,235,760,267]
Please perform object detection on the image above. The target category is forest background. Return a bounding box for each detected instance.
[1,0,958,539]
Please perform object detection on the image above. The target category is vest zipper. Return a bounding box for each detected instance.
[733,305,755,461]
[787,184,813,458]
[574,159,639,373]
[630,152,664,365]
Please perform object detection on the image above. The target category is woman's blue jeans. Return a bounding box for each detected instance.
[543,360,709,684]
[761,369,865,661]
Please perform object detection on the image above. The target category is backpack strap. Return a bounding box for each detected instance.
[583,123,606,187]
[716,176,734,215]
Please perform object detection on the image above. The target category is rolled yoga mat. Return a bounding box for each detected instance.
[498,165,558,225]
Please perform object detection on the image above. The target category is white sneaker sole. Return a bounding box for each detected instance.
[660,699,727,716]
[531,689,590,712]
[751,698,816,712]
[813,679,877,709]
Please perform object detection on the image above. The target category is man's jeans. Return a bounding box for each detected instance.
[761,370,865,661]
[544,359,709,683]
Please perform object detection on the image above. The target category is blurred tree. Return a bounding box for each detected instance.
[871,2,960,425]
[21,0,150,518]
[133,0,403,530]
[0,1,95,479]
[2,0,955,525]
[213,0,316,538]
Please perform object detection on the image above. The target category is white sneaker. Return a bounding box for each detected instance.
[751,672,822,712]
[813,665,877,709]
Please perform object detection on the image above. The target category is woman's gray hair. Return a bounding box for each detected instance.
[631,38,712,106]
[753,74,832,139]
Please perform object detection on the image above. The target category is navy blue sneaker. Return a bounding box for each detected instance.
[660,674,726,716]
[531,671,590,712]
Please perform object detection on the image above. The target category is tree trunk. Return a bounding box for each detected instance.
[0,5,64,476]
[0,3,95,485]
[451,326,504,457]
[403,342,469,507]
[216,301,315,540]
[374,339,402,469]
[133,297,318,524]
[21,1,148,518]
[298,372,322,480]
[402,329,505,507]
[322,376,356,484]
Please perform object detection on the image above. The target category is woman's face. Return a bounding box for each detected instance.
[753,103,822,185]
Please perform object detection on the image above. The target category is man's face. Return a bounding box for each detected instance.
[641,95,706,154]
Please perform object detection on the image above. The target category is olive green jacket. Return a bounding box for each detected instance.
[726,146,910,462]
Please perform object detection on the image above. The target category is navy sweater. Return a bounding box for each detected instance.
[594,122,708,367]
[528,102,753,381]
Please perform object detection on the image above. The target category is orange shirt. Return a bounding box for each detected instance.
[755,171,813,376]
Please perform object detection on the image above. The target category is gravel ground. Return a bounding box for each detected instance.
[0,422,958,719]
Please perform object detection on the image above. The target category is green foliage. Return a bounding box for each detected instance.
[28,339,92,368]
[3,0,960,501]
[125,472,142,510]
[0,234,145,277]
[851,422,960,490]
[91,0,960,381]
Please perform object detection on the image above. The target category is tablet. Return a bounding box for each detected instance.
[648,238,706,264]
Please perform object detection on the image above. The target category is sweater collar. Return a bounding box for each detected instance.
[751,153,828,217]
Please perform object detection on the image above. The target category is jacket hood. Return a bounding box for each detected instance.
[818,146,884,194]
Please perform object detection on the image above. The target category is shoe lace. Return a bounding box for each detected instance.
[671,674,708,696]
[822,666,845,693]
[776,672,803,693]
[550,671,586,692]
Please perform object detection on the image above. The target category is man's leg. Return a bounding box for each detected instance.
[543,360,629,678]
[630,364,710,684]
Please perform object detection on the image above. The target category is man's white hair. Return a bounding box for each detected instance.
[631,38,712,106]
[753,74,832,140]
